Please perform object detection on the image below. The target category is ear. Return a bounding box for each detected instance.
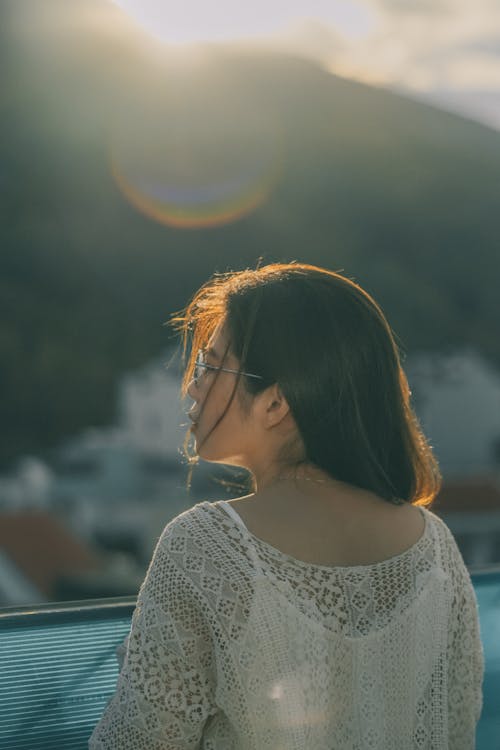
[261,383,291,429]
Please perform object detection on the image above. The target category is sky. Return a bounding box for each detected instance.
[112,0,500,132]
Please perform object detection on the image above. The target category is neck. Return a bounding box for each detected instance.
[256,465,352,497]
[253,467,399,511]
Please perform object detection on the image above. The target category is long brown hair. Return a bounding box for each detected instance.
[167,260,441,507]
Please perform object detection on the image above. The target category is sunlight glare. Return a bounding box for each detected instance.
[111,0,375,45]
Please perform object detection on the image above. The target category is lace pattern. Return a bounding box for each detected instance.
[89,501,484,749]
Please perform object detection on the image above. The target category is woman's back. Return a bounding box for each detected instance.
[225,485,426,568]
[89,498,484,750]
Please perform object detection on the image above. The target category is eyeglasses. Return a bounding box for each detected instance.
[192,350,264,387]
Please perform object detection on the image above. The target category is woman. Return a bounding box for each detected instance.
[89,261,484,749]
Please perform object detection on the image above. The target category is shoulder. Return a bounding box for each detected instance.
[154,499,248,564]
[415,505,463,562]
[419,506,475,585]
[420,505,460,546]
[154,500,256,586]
[140,502,220,603]
[156,501,214,552]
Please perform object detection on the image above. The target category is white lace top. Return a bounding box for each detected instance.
[88,499,484,750]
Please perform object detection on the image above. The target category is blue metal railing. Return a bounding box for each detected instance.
[0,597,135,750]
[470,567,500,749]
[0,568,498,749]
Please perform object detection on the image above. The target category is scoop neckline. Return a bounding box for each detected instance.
[211,499,429,573]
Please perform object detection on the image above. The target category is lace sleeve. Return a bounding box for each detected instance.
[447,549,485,749]
[88,522,218,750]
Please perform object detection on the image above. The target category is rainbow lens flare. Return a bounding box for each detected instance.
[110,91,284,229]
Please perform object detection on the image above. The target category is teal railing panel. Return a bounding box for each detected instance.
[0,571,498,749]
[471,569,500,749]
[0,598,135,750]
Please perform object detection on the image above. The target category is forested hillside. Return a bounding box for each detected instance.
[1,0,499,470]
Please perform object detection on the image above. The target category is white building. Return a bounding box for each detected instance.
[0,456,54,512]
[116,345,191,458]
[406,348,500,480]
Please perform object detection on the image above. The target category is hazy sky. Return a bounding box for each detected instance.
[113,0,500,131]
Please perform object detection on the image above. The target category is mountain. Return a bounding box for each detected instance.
[1,0,500,470]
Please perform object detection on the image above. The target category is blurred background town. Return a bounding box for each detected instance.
[1,0,500,607]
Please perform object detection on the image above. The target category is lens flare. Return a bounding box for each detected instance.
[110,86,284,229]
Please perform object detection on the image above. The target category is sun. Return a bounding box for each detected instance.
[111,0,376,45]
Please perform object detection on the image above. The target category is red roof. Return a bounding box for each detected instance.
[0,510,101,597]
